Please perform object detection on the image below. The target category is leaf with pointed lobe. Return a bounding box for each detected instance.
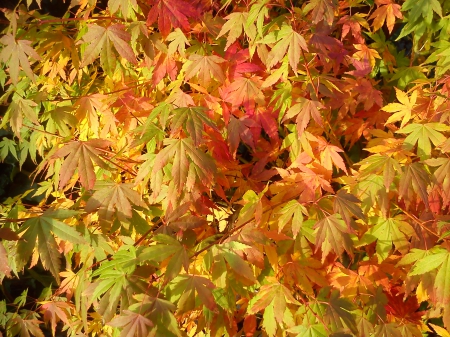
[184,54,226,87]
[397,123,449,160]
[85,182,145,227]
[227,115,258,158]
[357,154,403,190]
[283,98,324,136]
[52,139,112,190]
[383,89,417,128]
[0,34,41,84]
[221,76,265,113]
[170,106,218,146]
[398,163,431,209]
[80,24,136,69]
[108,310,153,337]
[16,210,85,283]
[360,216,415,262]
[151,138,216,196]
[333,190,366,226]
[369,0,403,34]
[1,96,39,139]
[169,275,216,312]
[324,290,358,334]
[304,0,338,26]
[167,28,190,56]
[217,12,256,50]
[258,23,308,73]
[277,200,308,238]
[314,214,353,261]
[146,0,199,37]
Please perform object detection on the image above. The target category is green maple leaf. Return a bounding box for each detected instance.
[259,23,308,73]
[314,214,353,261]
[0,34,41,84]
[170,107,218,146]
[277,199,308,238]
[360,216,415,262]
[108,0,138,19]
[16,209,85,283]
[151,138,216,195]
[402,0,442,24]
[52,139,112,190]
[85,182,145,229]
[108,310,153,337]
[397,123,449,160]
[80,24,137,73]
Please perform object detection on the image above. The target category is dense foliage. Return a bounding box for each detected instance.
[1,0,450,336]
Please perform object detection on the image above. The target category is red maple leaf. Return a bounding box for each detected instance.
[146,0,199,36]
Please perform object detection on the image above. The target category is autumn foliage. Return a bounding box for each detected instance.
[1,0,450,336]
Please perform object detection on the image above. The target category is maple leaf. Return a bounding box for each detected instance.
[74,94,109,136]
[360,216,415,262]
[317,138,348,174]
[258,23,308,73]
[397,123,449,160]
[333,190,366,226]
[40,301,72,336]
[184,54,226,87]
[16,209,85,283]
[0,243,12,278]
[52,139,112,190]
[353,43,381,67]
[369,0,403,34]
[227,115,259,158]
[167,28,190,57]
[324,290,358,334]
[248,280,300,325]
[139,234,189,282]
[426,157,450,206]
[398,163,431,209]
[277,199,308,237]
[108,310,153,337]
[383,88,417,128]
[357,154,403,191]
[85,182,145,228]
[109,0,138,18]
[0,34,41,84]
[152,52,178,85]
[282,98,324,136]
[146,0,199,37]
[168,275,217,312]
[9,315,45,337]
[304,0,338,26]
[314,214,353,261]
[79,24,137,71]
[170,106,218,146]
[217,12,256,50]
[1,95,39,139]
[151,138,216,195]
[221,76,265,113]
